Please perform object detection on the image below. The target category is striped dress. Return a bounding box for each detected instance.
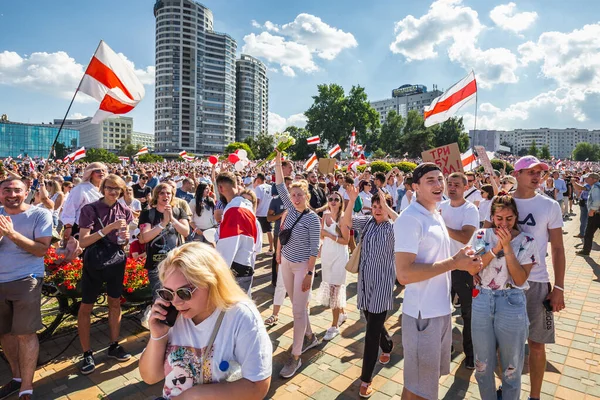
[276,183,321,263]
[352,215,396,313]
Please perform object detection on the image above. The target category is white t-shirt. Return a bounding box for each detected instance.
[386,183,398,207]
[188,199,216,230]
[478,199,492,222]
[163,302,272,399]
[394,201,452,319]
[439,200,480,255]
[464,186,483,205]
[359,191,372,212]
[485,194,563,282]
[253,184,272,217]
[399,191,413,212]
[118,198,142,213]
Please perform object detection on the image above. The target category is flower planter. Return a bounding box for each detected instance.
[122,285,152,303]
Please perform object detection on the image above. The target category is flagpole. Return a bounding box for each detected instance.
[470,70,478,171]
[47,40,103,161]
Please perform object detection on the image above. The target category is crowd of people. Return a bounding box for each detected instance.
[1,150,597,399]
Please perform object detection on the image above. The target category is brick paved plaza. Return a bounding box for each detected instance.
[2,214,600,399]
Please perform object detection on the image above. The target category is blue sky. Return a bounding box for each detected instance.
[1,0,600,135]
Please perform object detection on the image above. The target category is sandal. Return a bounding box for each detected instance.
[264,315,279,326]
[359,381,374,398]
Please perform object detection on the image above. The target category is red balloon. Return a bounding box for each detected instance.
[228,153,240,164]
[208,155,218,165]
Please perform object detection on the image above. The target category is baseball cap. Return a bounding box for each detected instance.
[514,156,549,172]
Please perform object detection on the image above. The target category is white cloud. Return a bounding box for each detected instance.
[242,32,318,75]
[269,112,307,133]
[243,13,356,76]
[251,20,261,29]
[489,3,538,34]
[389,0,519,88]
[69,112,88,119]
[0,50,154,99]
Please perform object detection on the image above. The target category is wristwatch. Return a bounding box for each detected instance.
[307,270,313,276]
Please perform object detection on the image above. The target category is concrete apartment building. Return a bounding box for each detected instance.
[370,84,442,125]
[54,116,134,151]
[236,54,269,141]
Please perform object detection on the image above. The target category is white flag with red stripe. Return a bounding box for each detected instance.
[79,41,145,124]
[350,128,356,151]
[307,136,320,145]
[135,146,149,157]
[328,144,341,158]
[303,153,318,172]
[179,151,187,157]
[424,71,477,127]
[72,147,86,161]
[461,149,478,171]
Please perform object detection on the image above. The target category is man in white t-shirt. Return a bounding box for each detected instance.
[395,163,482,400]
[484,155,565,400]
[439,172,479,370]
[253,173,274,254]
[552,170,568,218]
[463,171,482,207]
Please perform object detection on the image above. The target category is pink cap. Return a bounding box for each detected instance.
[514,156,549,172]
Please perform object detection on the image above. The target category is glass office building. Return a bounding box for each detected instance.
[0,122,79,159]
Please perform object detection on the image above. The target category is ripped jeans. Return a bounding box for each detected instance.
[471,287,529,400]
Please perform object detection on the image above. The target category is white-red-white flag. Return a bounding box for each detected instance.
[135,146,149,157]
[29,160,35,171]
[461,149,478,171]
[303,153,318,172]
[424,71,477,127]
[179,151,187,157]
[72,147,86,161]
[328,144,341,158]
[350,128,356,151]
[307,136,320,145]
[17,154,22,159]
[79,41,145,124]
[356,144,363,152]
[182,154,195,162]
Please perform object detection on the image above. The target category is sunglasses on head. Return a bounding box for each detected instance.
[156,286,197,302]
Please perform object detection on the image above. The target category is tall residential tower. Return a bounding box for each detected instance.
[236,54,269,141]
[154,0,237,154]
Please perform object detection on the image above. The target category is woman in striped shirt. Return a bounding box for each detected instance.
[342,184,398,399]
[274,151,322,379]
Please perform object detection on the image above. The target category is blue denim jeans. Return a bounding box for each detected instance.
[471,288,529,400]
[580,203,588,236]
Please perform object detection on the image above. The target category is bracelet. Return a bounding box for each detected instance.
[150,332,169,341]
[97,230,106,238]
[157,223,165,230]
[554,285,564,292]
[335,237,338,243]
[489,249,496,258]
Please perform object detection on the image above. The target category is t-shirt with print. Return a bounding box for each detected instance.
[439,200,480,255]
[162,302,272,399]
[474,229,537,290]
[138,207,188,270]
[394,201,453,319]
[485,194,562,282]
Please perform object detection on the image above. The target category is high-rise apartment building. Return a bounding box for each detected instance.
[154,0,237,154]
[54,116,133,151]
[236,54,269,141]
[370,84,442,125]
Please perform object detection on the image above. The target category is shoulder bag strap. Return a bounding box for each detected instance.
[288,209,308,230]
[200,310,226,383]
[464,188,478,199]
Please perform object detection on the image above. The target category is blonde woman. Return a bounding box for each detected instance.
[317,191,349,341]
[139,243,272,399]
[46,179,65,228]
[139,183,190,300]
[274,150,322,378]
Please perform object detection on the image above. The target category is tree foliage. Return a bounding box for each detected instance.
[82,148,120,163]
[379,110,404,156]
[573,142,600,161]
[305,84,380,150]
[54,142,68,159]
[285,126,327,161]
[540,145,551,160]
[243,132,274,160]
[137,154,164,163]
[119,143,142,157]
[527,140,539,157]
[431,117,470,153]
[224,142,255,160]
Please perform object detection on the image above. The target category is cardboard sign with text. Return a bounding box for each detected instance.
[318,158,336,175]
[421,143,463,175]
[474,146,495,176]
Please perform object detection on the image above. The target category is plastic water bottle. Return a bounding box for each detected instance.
[219,360,242,382]
[473,232,486,255]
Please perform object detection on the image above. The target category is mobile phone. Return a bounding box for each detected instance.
[473,246,486,256]
[159,304,179,327]
[542,299,553,312]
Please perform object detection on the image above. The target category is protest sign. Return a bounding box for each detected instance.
[318,158,336,175]
[421,143,463,174]
[474,146,495,176]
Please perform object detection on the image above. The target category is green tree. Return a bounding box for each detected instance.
[285,126,326,160]
[432,117,470,152]
[540,145,551,160]
[517,148,528,156]
[371,148,387,159]
[305,84,380,151]
[54,142,68,159]
[138,154,164,163]
[243,132,274,160]
[83,148,120,163]
[119,143,142,157]
[527,140,539,157]
[572,142,600,161]
[400,110,435,158]
[224,142,255,160]
[379,110,404,156]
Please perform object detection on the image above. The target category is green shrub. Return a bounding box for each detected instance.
[476,159,514,174]
[391,161,418,173]
[369,161,392,173]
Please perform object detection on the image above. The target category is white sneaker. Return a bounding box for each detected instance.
[338,313,348,327]
[324,326,340,341]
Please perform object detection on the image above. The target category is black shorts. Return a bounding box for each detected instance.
[258,216,272,233]
[81,262,126,304]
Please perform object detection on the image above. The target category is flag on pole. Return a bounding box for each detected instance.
[179,151,187,157]
[350,128,356,151]
[29,160,35,172]
[303,153,318,172]
[461,149,478,171]
[328,144,342,158]
[356,144,363,152]
[182,154,195,162]
[79,41,146,124]
[135,146,149,157]
[17,154,22,159]
[118,156,129,162]
[307,136,320,145]
[72,147,86,161]
[63,153,73,163]
[424,71,477,127]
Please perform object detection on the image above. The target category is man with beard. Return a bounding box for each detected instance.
[0,178,53,400]
[307,171,327,217]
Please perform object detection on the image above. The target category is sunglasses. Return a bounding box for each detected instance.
[93,169,106,174]
[328,197,340,202]
[468,179,475,183]
[157,286,197,302]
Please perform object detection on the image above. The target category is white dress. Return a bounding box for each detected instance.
[316,219,349,309]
